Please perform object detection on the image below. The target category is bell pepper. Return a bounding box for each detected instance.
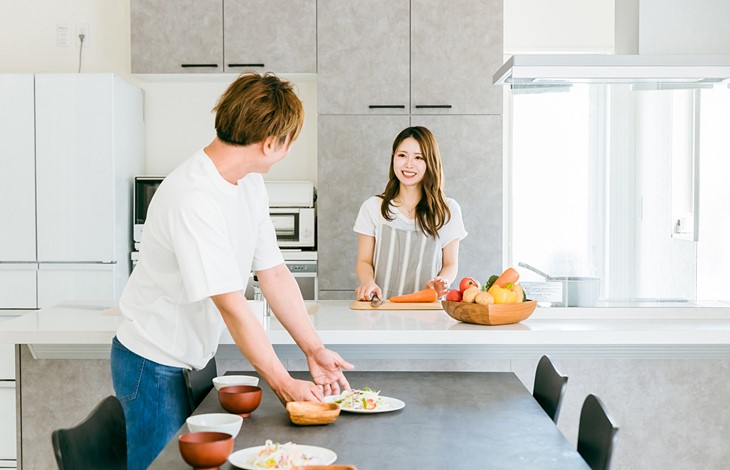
[488,283,519,304]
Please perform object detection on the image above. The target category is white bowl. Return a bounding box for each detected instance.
[186,413,243,438]
[212,375,260,390]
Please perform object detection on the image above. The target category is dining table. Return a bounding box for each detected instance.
[149,371,589,469]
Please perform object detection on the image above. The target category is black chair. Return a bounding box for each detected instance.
[577,394,619,470]
[532,354,569,423]
[51,395,126,470]
[183,356,218,412]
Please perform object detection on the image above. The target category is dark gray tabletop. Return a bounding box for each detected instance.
[150,371,589,469]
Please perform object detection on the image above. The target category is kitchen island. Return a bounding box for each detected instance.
[2,299,730,469]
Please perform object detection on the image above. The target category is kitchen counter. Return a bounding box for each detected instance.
[2,300,730,359]
[7,300,730,470]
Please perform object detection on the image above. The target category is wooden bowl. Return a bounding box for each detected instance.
[441,300,537,326]
[286,401,341,425]
[178,431,233,469]
[218,385,262,418]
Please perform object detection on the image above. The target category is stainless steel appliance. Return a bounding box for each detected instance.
[264,181,318,300]
[265,181,316,249]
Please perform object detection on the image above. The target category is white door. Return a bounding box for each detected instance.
[0,265,37,309]
[0,74,36,262]
[37,263,115,308]
[35,74,115,263]
[0,382,16,460]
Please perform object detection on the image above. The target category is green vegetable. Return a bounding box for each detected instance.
[483,275,499,292]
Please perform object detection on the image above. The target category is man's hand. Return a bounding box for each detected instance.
[271,377,325,405]
[307,348,354,396]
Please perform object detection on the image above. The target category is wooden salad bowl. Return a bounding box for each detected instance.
[441,300,537,326]
[286,401,340,425]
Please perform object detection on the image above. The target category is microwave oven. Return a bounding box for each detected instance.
[269,207,316,249]
[133,176,165,243]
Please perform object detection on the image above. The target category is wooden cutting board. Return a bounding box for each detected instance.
[350,301,444,310]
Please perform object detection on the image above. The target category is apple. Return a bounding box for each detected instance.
[445,289,462,302]
[458,277,480,293]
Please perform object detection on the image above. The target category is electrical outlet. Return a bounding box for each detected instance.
[76,23,90,46]
[56,24,71,47]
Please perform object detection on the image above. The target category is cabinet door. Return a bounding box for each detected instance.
[0,74,36,262]
[37,264,116,309]
[131,0,223,73]
[0,382,16,460]
[224,0,316,73]
[411,0,503,115]
[35,75,114,262]
[318,0,410,114]
[317,115,410,298]
[0,265,37,309]
[411,115,503,282]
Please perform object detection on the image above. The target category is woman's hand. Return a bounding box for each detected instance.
[306,347,354,396]
[426,276,450,297]
[356,281,382,302]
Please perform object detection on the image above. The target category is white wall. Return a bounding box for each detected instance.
[0,1,317,183]
[504,0,615,54]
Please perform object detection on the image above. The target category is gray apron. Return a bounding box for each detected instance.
[373,224,440,299]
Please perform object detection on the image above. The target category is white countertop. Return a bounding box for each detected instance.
[2,300,730,346]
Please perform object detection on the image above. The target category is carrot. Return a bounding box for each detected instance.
[495,267,520,288]
[389,288,438,303]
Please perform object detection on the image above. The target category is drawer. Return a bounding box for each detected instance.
[0,382,16,461]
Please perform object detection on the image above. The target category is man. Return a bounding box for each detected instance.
[110,72,353,469]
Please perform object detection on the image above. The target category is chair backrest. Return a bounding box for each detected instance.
[577,394,619,470]
[51,395,126,470]
[533,354,569,423]
[183,356,218,412]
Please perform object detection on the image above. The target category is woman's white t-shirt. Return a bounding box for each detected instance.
[116,150,284,370]
[353,196,467,298]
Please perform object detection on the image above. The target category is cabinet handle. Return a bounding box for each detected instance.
[228,63,265,68]
[180,64,219,68]
[415,105,453,109]
[368,105,406,109]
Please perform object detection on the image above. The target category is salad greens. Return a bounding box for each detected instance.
[250,440,314,469]
[332,387,383,411]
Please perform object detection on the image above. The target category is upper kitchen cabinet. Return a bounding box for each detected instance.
[317,0,503,115]
[224,0,316,73]
[411,0,502,115]
[131,0,224,73]
[131,0,316,74]
[317,0,410,115]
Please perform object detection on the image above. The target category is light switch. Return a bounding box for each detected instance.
[56,24,71,47]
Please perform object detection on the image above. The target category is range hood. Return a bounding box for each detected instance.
[493,54,730,88]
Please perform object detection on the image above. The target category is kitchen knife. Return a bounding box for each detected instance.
[370,292,383,307]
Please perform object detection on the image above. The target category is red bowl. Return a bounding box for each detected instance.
[218,385,262,418]
[178,431,233,469]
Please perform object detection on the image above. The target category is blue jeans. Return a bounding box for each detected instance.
[110,336,191,470]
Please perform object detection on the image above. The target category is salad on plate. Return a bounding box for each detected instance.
[250,440,315,469]
[330,387,384,411]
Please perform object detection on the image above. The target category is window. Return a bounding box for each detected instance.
[507,84,730,305]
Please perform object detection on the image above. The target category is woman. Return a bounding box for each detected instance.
[354,126,467,302]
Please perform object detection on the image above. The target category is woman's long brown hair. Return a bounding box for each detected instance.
[380,126,451,238]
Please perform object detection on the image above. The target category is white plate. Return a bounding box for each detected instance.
[324,394,406,414]
[228,444,337,469]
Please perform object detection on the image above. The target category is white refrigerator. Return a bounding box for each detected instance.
[0,73,144,309]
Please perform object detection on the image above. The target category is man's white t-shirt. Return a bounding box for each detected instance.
[116,150,284,370]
